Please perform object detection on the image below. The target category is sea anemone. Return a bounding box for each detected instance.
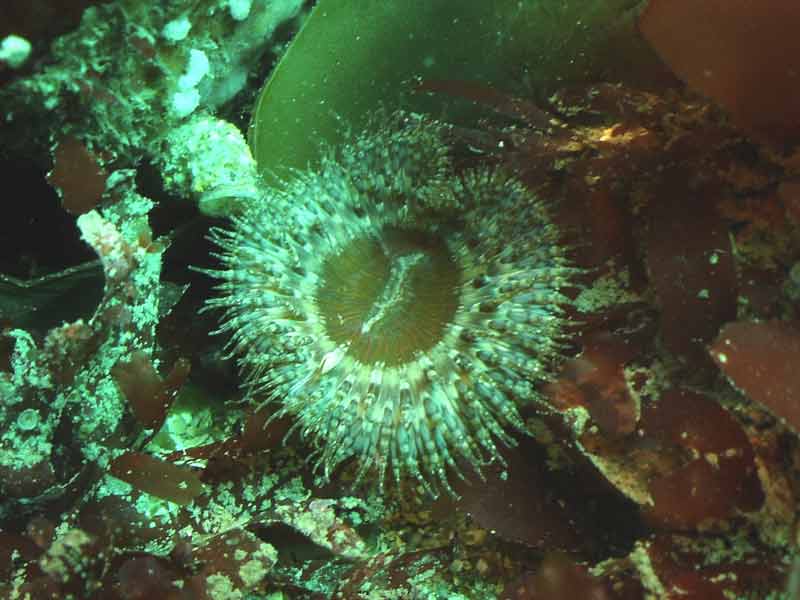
[205,113,575,496]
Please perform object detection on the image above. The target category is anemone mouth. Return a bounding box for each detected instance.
[316,227,461,366]
[204,115,575,496]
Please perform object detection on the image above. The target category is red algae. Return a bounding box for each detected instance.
[640,0,800,144]
[548,330,640,437]
[711,321,800,432]
[191,529,276,593]
[645,181,736,367]
[645,534,787,599]
[118,556,186,600]
[456,445,583,552]
[112,351,190,431]
[501,554,610,600]
[109,451,204,505]
[641,389,763,529]
[47,136,108,216]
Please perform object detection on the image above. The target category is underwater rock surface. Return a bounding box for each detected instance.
[0,0,799,598]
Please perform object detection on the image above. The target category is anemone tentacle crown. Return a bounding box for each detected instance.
[206,113,575,495]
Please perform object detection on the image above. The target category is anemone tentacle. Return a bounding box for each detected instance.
[204,114,575,495]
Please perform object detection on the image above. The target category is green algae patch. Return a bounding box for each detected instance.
[250,0,658,179]
[250,1,510,179]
